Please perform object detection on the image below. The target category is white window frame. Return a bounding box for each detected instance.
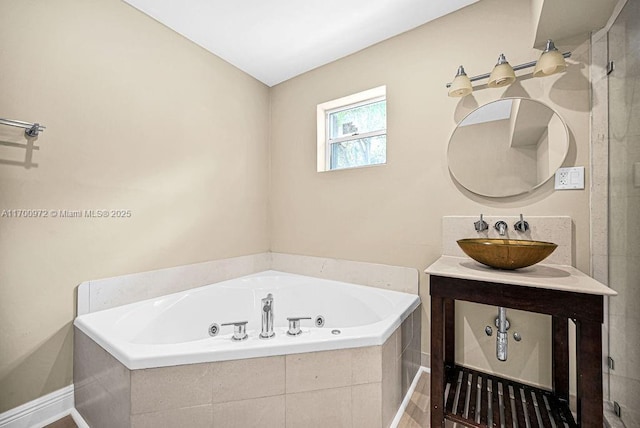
[316,85,386,172]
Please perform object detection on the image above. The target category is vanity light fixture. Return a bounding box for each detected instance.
[488,54,516,88]
[447,65,473,97]
[533,39,567,77]
[446,39,571,97]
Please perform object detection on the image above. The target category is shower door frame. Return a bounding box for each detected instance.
[589,0,633,421]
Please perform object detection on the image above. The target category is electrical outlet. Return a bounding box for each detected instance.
[555,167,584,190]
[557,169,569,186]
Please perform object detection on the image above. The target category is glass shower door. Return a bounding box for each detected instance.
[608,0,640,425]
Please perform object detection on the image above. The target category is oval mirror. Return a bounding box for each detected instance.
[447,98,569,197]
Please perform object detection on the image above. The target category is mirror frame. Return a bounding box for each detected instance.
[447,97,570,198]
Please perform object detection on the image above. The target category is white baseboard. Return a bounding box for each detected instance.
[390,366,430,428]
[0,385,74,428]
[37,409,88,428]
[69,409,89,428]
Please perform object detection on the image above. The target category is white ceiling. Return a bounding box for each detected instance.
[122,0,478,87]
[532,0,619,48]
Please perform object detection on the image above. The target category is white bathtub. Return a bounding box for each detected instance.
[74,270,420,370]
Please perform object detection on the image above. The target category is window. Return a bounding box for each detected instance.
[316,86,386,171]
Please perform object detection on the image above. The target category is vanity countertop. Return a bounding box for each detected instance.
[426,256,617,296]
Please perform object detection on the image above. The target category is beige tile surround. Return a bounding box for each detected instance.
[270,253,419,295]
[78,252,419,315]
[74,305,421,427]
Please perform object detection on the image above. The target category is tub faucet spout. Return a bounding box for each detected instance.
[259,293,275,339]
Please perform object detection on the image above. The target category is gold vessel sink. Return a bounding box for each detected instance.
[457,238,558,270]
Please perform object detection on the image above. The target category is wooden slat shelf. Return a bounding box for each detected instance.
[444,365,576,427]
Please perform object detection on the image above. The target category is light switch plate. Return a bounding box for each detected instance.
[555,166,585,190]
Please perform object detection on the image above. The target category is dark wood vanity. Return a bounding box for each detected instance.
[427,257,614,428]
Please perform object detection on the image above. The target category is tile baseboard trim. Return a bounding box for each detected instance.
[390,366,430,428]
[0,385,74,428]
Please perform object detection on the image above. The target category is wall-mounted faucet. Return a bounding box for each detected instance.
[494,221,508,236]
[259,293,275,339]
[513,214,529,233]
[474,214,489,232]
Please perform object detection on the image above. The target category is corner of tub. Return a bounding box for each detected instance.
[407,267,419,295]
[77,281,91,316]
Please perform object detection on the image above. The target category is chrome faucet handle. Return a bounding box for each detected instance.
[494,221,508,236]
[474,214,489,232]
[262,294,273,307]
[286,317,312,336]
[513,214,529,233]
[262,293,274,313]
[221,321,249,341]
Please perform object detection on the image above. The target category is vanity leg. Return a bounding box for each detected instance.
[444,299,455,368]
[576,320,603,427]
[431,295,445,426]
[552,316,569,402]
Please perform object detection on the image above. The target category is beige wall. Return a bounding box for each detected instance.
[270,0,591,387]
[0,0,269,412]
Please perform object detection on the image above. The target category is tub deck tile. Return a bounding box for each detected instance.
[351,346,382,385]
[286,348,352,393]
[130,404,212,428]
[286,386,352,428]
[352,383,382,428]
[211,356,285,403]
[74,328,131,428]
[131,363,213,414]
[213,395,285,427]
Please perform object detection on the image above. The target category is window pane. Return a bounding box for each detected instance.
[330,135,386,170]
[329,100,386,139]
